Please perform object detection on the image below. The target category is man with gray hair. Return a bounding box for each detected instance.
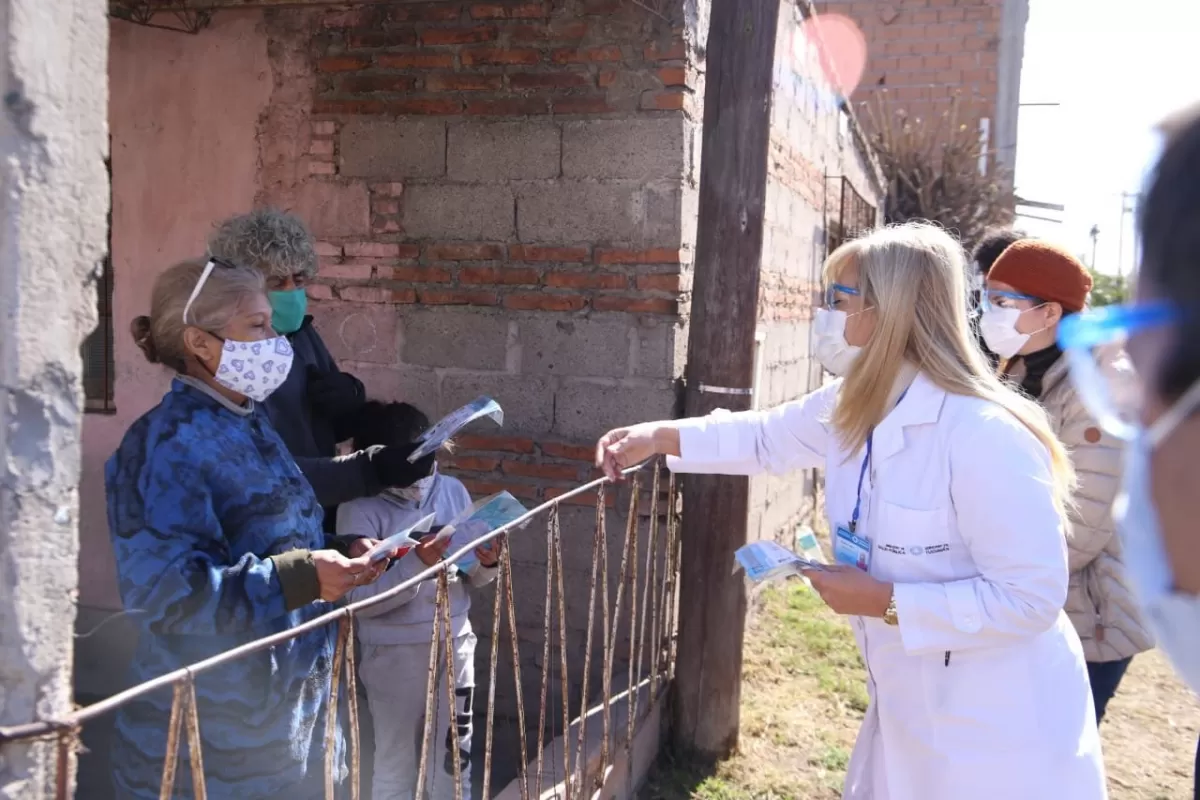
[209,209,433,541]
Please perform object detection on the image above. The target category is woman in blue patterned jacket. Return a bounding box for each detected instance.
[106,259,403,798]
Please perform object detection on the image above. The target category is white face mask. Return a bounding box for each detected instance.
[385,464,438,504]
[213,337,294,403]
[181,259,295,403]
[1114,377,1200,692]
[979,307,1034,359]
[813,308,862,377]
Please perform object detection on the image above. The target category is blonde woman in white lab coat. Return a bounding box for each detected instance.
[595,222,1106,800]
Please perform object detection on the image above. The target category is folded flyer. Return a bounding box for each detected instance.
[408,397,504,462]
[433,491,529,572]
[734,539,826,583]
[367,513,436,564]
[794,525,825,565]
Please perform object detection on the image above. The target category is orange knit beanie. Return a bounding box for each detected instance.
[987,240,1093,313]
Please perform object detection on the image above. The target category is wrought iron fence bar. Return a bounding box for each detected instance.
[0,463,649,745]
[183,676,208,800]
[441,570,465,800]
[480,550,505,800]
[501,543,531,800]
[343,614,362,800]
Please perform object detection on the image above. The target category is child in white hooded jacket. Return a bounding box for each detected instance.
[339,401,500,800]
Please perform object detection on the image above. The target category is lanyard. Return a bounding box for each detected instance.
[849,388,909,533]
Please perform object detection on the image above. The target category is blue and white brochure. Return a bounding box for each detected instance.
[432,491,528,572]
[366,513,436,564]
[408,397,504,462]
[734,539,826,583]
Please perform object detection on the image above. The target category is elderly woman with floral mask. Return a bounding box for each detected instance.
[108,259,389,798]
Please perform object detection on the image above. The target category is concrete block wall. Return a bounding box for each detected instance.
[745,1,883,547]
[812,0,1027,174]
[253,0,699,726]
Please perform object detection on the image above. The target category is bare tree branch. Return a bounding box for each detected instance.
[863,93,1014,249]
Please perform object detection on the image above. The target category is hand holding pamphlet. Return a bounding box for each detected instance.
[734,539,826,583]
[366,513,436,564]
[433,492,529,572]
[407,397,504,462]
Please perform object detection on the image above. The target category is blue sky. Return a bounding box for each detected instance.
[1014,0,1200,275]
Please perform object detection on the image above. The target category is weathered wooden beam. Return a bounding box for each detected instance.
[673,0,782,759]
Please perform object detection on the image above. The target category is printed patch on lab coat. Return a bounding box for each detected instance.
[878,542,951,556]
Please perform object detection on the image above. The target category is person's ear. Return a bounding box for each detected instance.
[1043,302,1064,327]
[182,326,221,368]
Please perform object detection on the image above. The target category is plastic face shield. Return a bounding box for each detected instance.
[1057,301,1178,441]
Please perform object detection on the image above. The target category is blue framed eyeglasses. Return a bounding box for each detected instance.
[981,289,1042,313]
[1057,300,1179,441]
[823,282,860,310]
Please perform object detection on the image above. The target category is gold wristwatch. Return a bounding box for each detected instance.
[882,593,899,626]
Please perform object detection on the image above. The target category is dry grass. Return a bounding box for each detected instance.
[642,581,1200,800]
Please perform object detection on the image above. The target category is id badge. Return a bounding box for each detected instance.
[834,525,871,572]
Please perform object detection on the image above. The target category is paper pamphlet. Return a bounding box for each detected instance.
[367,513,436,564]
[433,492,529,572]
[408,397,504,462]
[734,539,826,583]
[794,525,826,565]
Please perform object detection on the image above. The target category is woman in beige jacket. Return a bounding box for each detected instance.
[980,239,1152,722]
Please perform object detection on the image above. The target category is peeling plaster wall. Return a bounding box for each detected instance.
[76,12,272,694]
[0,0,109,795]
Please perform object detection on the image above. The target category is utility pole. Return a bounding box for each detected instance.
[674,0,781,758]
[1117,192,1138,278]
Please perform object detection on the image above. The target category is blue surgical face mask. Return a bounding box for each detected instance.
[1114,376,1200,692]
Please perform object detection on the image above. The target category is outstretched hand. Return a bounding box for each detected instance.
[594,423,675,481]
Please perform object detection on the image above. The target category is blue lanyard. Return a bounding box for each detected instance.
[849,388,909,533]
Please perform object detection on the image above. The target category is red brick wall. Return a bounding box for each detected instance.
[250,1,699,726]
[311,1,691,118]
[305,226,683,318]
[267,1,698,518]
[750,0,883,547]
[813,0,1003,130]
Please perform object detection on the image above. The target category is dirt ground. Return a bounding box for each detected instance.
[643,582,1200,800]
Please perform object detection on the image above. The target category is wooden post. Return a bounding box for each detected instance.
[672,0,782,758]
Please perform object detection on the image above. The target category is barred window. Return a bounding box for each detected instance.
[826,176,877,257]
[84,152,114,414]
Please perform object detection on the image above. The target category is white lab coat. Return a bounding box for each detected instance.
[668,369,1107,800]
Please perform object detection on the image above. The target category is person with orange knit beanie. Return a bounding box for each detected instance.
[983,240,1151,725]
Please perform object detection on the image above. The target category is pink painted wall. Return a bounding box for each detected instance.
[79,12,272,610]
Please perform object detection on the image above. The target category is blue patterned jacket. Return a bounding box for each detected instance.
[105,377,344,799]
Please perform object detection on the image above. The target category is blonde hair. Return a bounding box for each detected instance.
[824,222,1076,515]
[131,259,266,372]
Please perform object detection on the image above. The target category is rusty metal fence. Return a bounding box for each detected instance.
[0,461,680,800]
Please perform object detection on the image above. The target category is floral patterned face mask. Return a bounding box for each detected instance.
[213,336,295,402]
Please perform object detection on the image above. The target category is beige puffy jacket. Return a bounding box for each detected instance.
[1006,351,1153,662]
